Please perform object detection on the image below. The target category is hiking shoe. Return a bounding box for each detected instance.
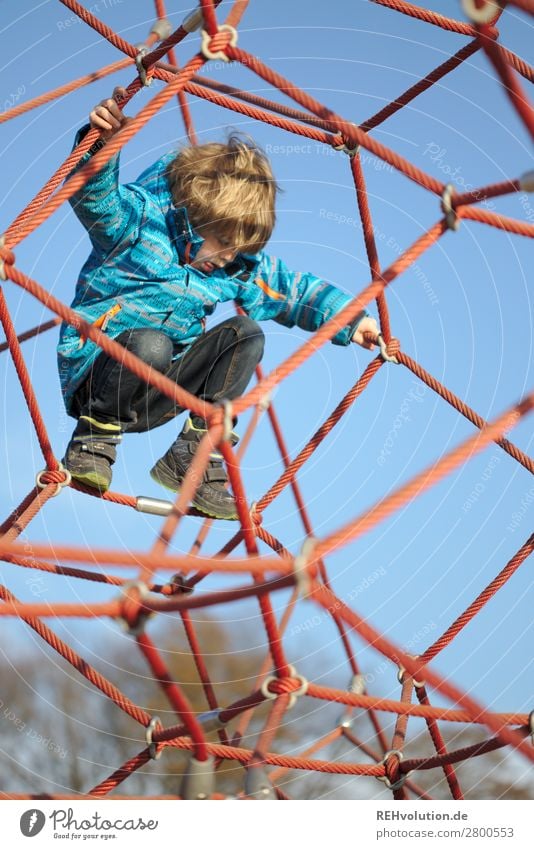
[150,416,239,520]
[63,415,122,492]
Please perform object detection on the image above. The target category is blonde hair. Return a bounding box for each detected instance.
[166,134,278,253]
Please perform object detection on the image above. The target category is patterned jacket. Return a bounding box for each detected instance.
[58,129,366,414]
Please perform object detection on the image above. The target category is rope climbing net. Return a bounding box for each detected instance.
[0,0,533,801]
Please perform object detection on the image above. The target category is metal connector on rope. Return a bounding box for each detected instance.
[377,333,399,364]
[339,673,366,728]
[117,581,152,635]
[375,749,412,791]
[244,766,277,799]
[333,138,360,157]
[397,655,425,689]
[528,710,534,746]
[461,0,501,24]
[197,708,226,732]
[35,464,72,497]
[220,399,234,441]
[135,495,174,517]
[260,664,308,710]
[182,8,204,33]
[292,536,316,597]
[200,24,238,62]
[150,18,172,41]
[180,754,215,800]
[135,45,153,86]
[520,170,534,193]
[145,715,163,760]
[441,183,460,231]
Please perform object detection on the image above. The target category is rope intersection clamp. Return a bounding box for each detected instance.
[244,765,277,799]
[145,715,163,760]
[441,183,460,231]
[200,24,238,62]
[197,708,226,732]
[135,45,153,86]
[377,333,399,364]
[219,398,234,441]
[461,0,501,24]
[397,655,425,689]
[117,581,152,635]
[528,710,534,746]
[35,464,72,497]
[375,748,412,792]
[292,536,316,597]
[260,663,309,710]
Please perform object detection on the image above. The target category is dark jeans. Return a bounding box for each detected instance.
[73,316,265,433]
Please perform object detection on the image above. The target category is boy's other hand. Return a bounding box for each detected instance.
[90,86,129,139]
[352,316,379,350]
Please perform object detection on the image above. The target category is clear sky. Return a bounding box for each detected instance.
[0,0,533,749]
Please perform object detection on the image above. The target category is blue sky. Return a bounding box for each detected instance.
[0,0,533,754]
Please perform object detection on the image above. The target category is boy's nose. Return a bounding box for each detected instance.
[221,247,237,263]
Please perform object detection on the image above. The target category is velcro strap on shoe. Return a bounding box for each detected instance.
[80,441,117,462]
[204,467,229,483]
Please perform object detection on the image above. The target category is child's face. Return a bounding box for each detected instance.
[191,232,238,274]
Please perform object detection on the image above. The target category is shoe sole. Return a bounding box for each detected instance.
[69,469,110,492]
[150,461,238,521]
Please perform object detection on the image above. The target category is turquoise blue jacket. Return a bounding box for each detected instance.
[58,130,366,414]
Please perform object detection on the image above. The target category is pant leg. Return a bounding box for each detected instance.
[129,316,265,433]
[74,328,174,427]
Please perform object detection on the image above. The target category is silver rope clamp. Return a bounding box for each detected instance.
[397,655,425,689]
[333,139,360,157]
[150,18,172,41]
[197,708,226,732]
[292,536,316,597]
[244,765,277,799]
[375,748,412,791]
[35,463,72,497]
[200,24,238,62]
[461,0,501,24]
[180,754,215,800]
[441,183,460,231]
[220,399,234,441]
[377,333,399,364]
[117,580,152,636]
[520,170,534,193]
[135,495,174,517]
[145,715,163,760]
[339,673,366,728]
[182,8,204,33]
[529,710,534,746]
[260,664,308,710]
[135,45,153,86]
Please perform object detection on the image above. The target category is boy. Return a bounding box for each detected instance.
[59,87,378,520]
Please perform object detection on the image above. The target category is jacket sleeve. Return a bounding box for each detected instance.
[68,124,146,255]
[239,253,368,346]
